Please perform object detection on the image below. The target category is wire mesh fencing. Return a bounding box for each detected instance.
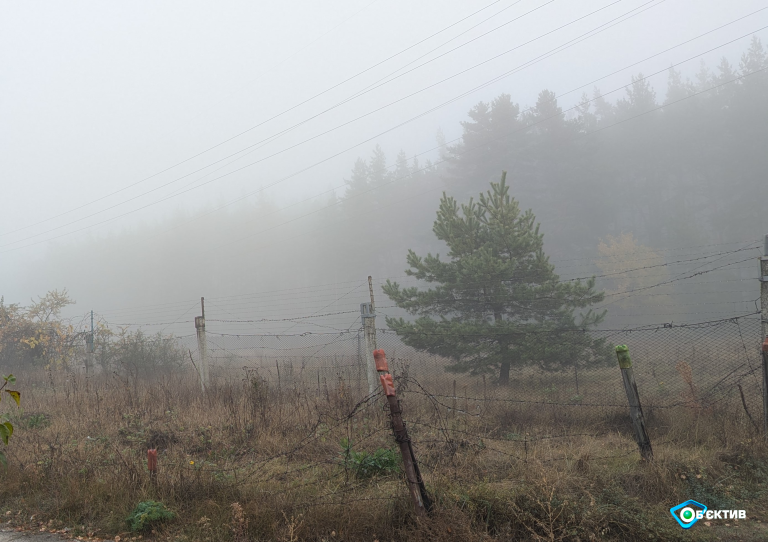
[171,313,766,460]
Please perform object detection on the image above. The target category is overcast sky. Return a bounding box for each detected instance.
[2,0,767,307]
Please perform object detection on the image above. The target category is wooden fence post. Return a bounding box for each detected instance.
[615,345,653,461]
[374,349,431,517]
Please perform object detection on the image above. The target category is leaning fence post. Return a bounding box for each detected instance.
[374,349,431,517]
[615,345,653,461]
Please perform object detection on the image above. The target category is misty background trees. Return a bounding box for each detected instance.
[10,39,768,328]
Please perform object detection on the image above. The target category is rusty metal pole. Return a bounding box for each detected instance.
[375,349,430,516]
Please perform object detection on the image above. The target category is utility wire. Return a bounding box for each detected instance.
[0,0,554,247]
[196,62,768,260]
[93,242,759,317]
[110,15,767,259]
[0,0,506,237]
[0,0,658,250]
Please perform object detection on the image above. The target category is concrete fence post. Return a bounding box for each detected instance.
[195,297,208,392]
[361,276,379,395]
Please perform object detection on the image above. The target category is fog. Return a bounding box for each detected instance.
[2,0,767,337]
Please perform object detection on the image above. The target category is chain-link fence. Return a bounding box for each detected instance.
[173,313,765,445]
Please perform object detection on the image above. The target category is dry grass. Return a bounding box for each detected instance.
[0,363,766,542]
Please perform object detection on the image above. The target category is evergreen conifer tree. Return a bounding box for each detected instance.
[383,172,611,384]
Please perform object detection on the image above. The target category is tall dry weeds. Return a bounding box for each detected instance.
[0,365,764,541]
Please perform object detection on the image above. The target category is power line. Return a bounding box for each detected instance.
[103,256,756,326]
[193,13,764,249]
[203,250,759,311]
[166,24,768,259]
[89,236,761,317]
[373,311,762,336]
[92,242,760,319]
[11,22,761,319]
[0,0,507,238]
[0,0,662,251]
[192,62,768,262]
[207,309,360,323]
[0,0,554,247]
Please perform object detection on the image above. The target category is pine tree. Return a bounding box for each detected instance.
[393,150,412,182]
[665,67,694,104]
[383,172,610,384]
[368,145,389,188]
[616,73,657,117]
[343,158,370,201]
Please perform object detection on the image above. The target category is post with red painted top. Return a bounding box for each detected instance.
[374,349,431,517]
[147,448,158,486]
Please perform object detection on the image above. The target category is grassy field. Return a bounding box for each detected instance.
[0,363,766,542]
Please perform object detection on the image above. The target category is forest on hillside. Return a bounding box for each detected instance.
[19,39,768,322]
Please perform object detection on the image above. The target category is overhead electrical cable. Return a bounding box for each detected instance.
[97,244,758,322]
[1,0,558,247]
[165,1,764,221]
[9,8,768,260]
[0,0,506,237]
[0,0,674,251]
[185,70,766,284]
[194,42,768,258]
[9,20,765,258]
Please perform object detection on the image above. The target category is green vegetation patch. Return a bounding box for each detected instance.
[126,500,176,532]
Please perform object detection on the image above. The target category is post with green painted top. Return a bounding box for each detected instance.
[615,345,653,461]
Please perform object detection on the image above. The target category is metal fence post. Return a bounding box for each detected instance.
[375,349,431,517]
[615,345,653,461]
